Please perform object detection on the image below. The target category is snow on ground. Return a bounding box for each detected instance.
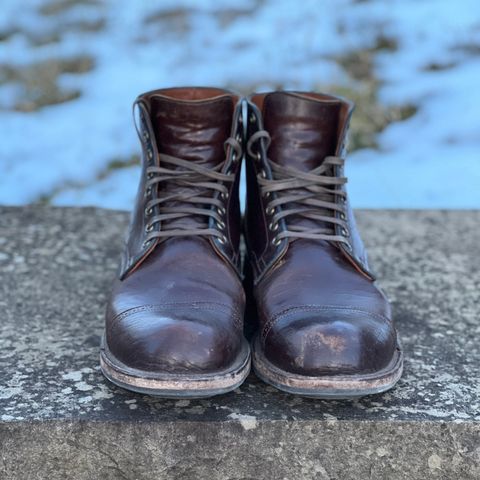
[0,0,479,209]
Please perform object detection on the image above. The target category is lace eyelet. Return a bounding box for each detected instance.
[217,220,226,230]
[260,170,267,178]
[145,223,154,233]
[143,131,149,141]
[147,172,154,179]
[255,151,261,161]
[218,235,227,245]
[145,207,153,216]
[266,206,275,216]
[142,239,152,249]
[271,236,281,246]
[217,206,226,215]
[249,113,256,124]
[235,133,242,142]
[147,149,153,160]
[344,242,353,252]
[269,221,279,232]
[220,191,229,200]
[339,212,346,220]
[341,228,350,237]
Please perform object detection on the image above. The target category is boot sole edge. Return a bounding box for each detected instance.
[252,335,403,399]
[100,336,251,398]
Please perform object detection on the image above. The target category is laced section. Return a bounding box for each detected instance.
[247,130,350,247]
[143,137,242,247]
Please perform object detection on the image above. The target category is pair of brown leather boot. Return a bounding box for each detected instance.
[100,87,403,399]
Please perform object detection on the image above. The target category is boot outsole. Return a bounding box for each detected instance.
[100,336,251,398]
[252,336,403,399]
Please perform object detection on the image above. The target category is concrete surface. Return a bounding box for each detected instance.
[0,206,479,479]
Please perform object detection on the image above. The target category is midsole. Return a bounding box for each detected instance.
[100,336,251,392]
[252,336,403,392]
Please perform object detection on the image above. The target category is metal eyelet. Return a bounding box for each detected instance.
[145,207,153,216]
[260,170,267,178]
[217,206,226,215]
[344,242,353,252]
[266,206,275,216]
[217,220,226,230]
[271,236,281,246]
[255,151,261,161]
[147,149,153,160]
[339,212,346,220]
[269,221,279,232]
[218,235,227,245]
[147,172,154,179]
[146,186,152,196]
[145,223,154,233]
[249,113,256,124]
[341,228,350,237]
[235,133,242,142]
[142,239,152,249]
[220,191,229,200]
[143,131,149,141]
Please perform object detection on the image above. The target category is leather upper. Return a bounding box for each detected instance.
[106,87,245,374]
[120,87,243,279]
[245,91,373,283]
[245,91,398,376]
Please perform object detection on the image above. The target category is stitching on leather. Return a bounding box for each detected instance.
[261,304,390,342]
[111,302,243,329]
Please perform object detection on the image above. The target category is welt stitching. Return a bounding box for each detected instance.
[112,302,243,329]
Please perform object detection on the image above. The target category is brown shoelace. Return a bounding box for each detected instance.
[143,137,242,247]
[247,130,351,247]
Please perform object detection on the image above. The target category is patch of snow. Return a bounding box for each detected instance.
[0,0,478,208]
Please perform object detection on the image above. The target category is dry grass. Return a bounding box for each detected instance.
[38,0,100,16]
[0,56,94,111]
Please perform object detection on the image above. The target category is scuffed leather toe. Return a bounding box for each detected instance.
[263,307,397,376]
[106,304,242,374]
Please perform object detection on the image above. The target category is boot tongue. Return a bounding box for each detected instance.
[262,92,341,171]
[147,94,234,233]
[151,95,234,167]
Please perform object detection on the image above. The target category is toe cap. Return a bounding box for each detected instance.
[263,307,397,376]
[106,304,242,374]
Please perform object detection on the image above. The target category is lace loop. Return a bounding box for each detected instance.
[247,131,350,246]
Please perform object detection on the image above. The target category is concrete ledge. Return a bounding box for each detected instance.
[0,206,479,479]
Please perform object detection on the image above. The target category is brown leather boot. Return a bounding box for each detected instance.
[101,87,250,397]
[244,91,403,398]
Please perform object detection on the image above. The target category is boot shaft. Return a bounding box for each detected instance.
[120,87,244,280]
[244,91,373,283]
